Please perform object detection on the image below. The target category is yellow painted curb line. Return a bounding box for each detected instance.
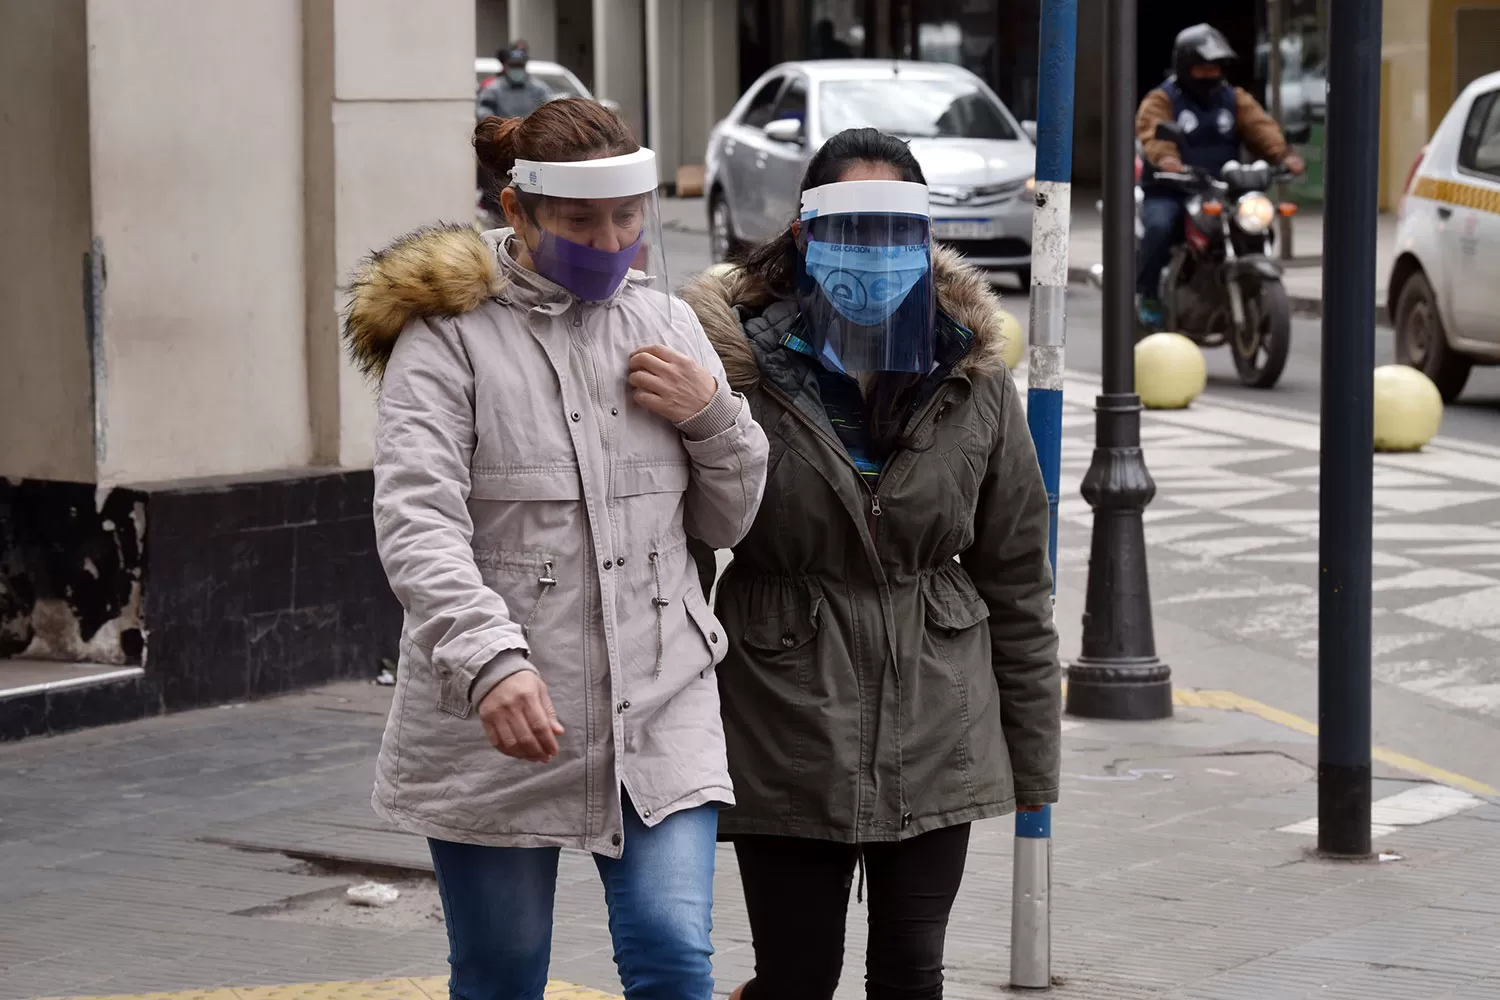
[1172,688,1496,796]
[41,978,620,1000]
[1060,680,1496,796]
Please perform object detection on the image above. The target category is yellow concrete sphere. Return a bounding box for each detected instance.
[994,308,1025,370]
[1135,332,1207,409]
[1373,364,1443,452]
[704,262,738,279]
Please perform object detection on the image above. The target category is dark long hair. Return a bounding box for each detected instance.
[738,128,932,454]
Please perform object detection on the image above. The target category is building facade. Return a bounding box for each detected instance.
[486,0,1499,201]
[0,0,475,738]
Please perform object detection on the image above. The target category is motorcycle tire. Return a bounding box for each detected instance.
[1232,280,1291,389]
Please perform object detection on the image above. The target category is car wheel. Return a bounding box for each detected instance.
[1394,271,1472,403]
[709,192,740,264]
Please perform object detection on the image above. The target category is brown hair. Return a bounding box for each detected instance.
[474,98,638,206]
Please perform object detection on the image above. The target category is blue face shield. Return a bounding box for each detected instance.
[794,179,936,374]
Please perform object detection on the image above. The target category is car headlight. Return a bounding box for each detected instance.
[1235,193,1275,234]
[1025,176,1036,193]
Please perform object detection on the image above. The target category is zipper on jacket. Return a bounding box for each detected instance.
[762,377,955,835]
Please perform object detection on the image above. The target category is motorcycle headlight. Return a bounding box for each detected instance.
[1235,193,1276,235]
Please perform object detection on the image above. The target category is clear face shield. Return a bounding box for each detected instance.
[509,147,672,321]
[794,180,936,374]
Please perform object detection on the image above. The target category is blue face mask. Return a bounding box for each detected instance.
[507,67,528,84]
[802,241,930,327]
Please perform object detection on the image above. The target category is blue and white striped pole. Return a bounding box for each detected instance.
[1013,0,1074,990]
[1026,0,1076,582]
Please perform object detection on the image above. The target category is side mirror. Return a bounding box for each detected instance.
[1284,122,1312,145]
[1021,119,1038,142]
[764,118,805,144]
[1154,121,1186,145]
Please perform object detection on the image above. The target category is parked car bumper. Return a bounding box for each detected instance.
[928,196,1034,270]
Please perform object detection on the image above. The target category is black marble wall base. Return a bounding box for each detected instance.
[0,673,158,741]
[0,470,401,740]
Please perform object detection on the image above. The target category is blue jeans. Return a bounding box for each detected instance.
[429,795,718,1000]
[1137,192,1186,297]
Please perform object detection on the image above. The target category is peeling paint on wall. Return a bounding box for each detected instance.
[0,479,145,663]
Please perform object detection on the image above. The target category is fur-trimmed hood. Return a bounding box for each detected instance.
[343,224,503,381]
[679,244,1012,394]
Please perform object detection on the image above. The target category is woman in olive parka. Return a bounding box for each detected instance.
[682,128,1062,1000]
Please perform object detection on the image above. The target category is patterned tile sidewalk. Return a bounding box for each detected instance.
[4,680,1500,1000]
[1050,373,1500,723]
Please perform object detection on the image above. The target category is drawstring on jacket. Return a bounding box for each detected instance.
[649,551,669,679]
[521,562,557,638]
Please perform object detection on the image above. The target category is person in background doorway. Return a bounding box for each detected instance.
[478,43,552,121]
[811,19,855,60]
[1135,23,1305,328]
[476,43,553,221]
[478,38,529,91]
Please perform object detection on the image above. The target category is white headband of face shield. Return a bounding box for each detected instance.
[799,180,931,219]
[510,147,659,200]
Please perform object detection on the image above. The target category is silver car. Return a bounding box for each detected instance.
[705,60,1038,281]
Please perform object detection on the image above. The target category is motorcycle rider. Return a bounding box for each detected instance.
[1135,24,1305,328]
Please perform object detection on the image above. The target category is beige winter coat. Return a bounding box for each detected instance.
[344,224,769,856]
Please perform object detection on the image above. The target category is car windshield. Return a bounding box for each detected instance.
[820,78,1018,141]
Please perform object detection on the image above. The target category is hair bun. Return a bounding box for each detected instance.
[474,115,525,179]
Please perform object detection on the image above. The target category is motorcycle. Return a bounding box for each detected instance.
[1092,121,1300,390]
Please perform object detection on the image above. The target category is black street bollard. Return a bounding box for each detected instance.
[1065,0,1172,721]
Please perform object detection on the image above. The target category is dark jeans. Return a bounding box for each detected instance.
[733,823,972,1000]
[429,794,718,1000]
[1137,192,1186,298]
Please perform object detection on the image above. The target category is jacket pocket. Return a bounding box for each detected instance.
[470,465,583,501]
[921,567,991,634]
[402,637,474,721]
[684,588,729,669]
[614,459,691,498]
[742,582,824,657]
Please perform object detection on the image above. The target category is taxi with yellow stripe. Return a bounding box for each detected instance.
[1389,69,1500,402]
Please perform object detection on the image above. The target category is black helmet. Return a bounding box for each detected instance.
[1173,23,1236,81]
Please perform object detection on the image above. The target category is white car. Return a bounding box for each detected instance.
[1389,69,1500,402]
[473,57,619,113]
[705,61,1038,281]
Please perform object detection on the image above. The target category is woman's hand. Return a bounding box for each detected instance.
[478,670,565,763]
[628,346,718,423]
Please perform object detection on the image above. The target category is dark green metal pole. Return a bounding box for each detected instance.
[1317,0,1381,860]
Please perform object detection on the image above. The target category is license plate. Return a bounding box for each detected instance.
[931,219,998,240]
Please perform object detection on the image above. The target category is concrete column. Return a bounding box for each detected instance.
[647,0,740,184]
[477,0,510,57]
[646,0,682,182]
[509,0,557,60]
[85,0,311,484]
[323,0,477,470]
[0,0,95,482]
[594,0,646,141]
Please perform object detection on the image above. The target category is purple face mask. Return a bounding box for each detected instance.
[528,228,641,301]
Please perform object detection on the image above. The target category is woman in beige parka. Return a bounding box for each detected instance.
[343,98,769,1000]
